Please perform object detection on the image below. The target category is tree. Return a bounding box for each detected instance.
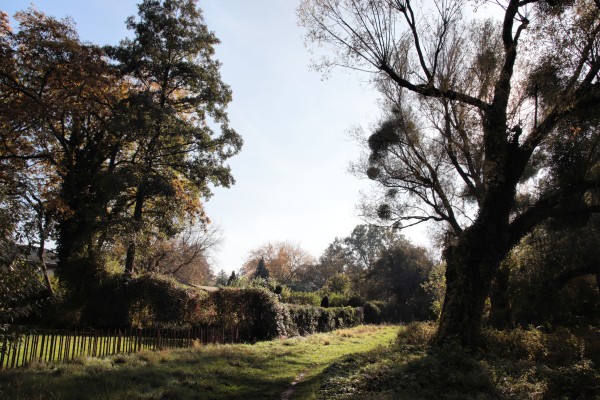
[343,224,401,274]
[368,240,434,319]
[215,269,228,286]
[312,225,407,296]
[106,0,242,275]
[241,241,315,285]
[498,216,600,326]
[226,271,237,286]
[254,257,269,280]
[135,223,222,285]
[294,239,347,291]
[299,0,600,345]
[322,273,351,295]
[0,9,126,292]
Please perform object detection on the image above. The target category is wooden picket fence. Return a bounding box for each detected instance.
[0,325,243,370]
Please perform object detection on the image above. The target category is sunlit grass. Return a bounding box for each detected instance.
[0,325,399,400]
[312,323,600,400]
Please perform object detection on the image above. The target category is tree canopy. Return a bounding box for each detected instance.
[0,1,241,295]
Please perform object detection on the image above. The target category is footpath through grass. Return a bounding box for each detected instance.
[0,325,398,400]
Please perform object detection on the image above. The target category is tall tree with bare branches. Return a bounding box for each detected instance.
[299,0,600,345]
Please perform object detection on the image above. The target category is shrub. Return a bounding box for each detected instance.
[481,326,583,364]
[327,293,348,307]
[204,287,283,340]
[281,305,364,337]
[396,321,437,347]
[281,291,320,306]
[347,295,366,307]
[80,273,208,328]
[44,273,365,341]
[363,302,381,324]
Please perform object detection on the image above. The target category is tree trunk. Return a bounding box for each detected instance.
[488,263,511,329]
[435,230,496,346]
[37,231,54,296]
[435,185,515,346]
[124,188,145,275]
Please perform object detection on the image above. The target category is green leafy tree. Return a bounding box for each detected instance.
[106,0,242,274]
[368,240,434,319]
[499,216,600,327]
[343,224,399,273]
[323,273,351,295]
[294,238,348,291]
[299,0,600,346]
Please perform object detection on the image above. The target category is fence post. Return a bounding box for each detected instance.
[10,332,19,368]
[0,334,7,369]
[57,334,64,362]
[33,333,40,364]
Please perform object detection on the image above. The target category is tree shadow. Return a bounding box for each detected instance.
[294,344,503,400]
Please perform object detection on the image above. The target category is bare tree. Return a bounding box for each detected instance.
[142,223,223,286]
[241,241,316,285]
[299,0,600,345]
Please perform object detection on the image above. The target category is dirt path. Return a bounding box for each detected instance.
[280,370,308,400]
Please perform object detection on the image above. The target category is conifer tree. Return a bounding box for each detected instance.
[254,256,269,280]
[107,0,242,274]
[226,271,237,286]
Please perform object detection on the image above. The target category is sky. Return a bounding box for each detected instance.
[4,0,432,273]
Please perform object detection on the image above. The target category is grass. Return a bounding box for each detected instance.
[0,325,398,400]
[311,322,600,400]
[3,323,597,399]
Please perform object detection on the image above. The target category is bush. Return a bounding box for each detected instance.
[80,273,208,328]
[202,287,283,340]
[396,321,437,347]
[481,326,583,364]
[281,290,320,306]
[281,304,364,337]
[363,302,381,324]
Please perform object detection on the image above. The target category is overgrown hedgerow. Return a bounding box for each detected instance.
[282,304,364,337]
[55,274,365,341]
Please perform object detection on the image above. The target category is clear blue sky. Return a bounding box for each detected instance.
[4,0,431,272]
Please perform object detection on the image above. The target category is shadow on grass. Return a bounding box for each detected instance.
[297,344,502,400]
[0,350,301,400]
[298,341,600,400]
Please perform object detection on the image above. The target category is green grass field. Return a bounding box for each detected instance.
[0,325,399,400]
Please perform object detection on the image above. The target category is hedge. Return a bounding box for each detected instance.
[282,304,364,336]
[281,291,321,307]
[66,274,364,341]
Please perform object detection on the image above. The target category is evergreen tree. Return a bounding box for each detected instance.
[107,0,242,274]
[215,269,228,286]
[226,271,237,286]
[254,256,269,279]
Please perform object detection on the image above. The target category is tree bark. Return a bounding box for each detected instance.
[124,187,145,275]
[435,224,499,346]
[488,263,511,329]
[37,229,54,296]
[436,145,518,345]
